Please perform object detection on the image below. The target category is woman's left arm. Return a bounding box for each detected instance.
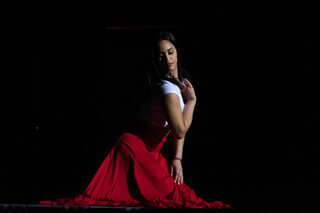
[170,135,185,185]
[173,135,184,160]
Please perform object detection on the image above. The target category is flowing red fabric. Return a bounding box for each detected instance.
[40,132,231,209]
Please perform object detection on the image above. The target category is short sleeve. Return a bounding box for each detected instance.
[160,80,185,110]
[161,80,180,97]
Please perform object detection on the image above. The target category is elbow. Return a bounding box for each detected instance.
[170,120,189,139]
[174,127,187,140]
[175,133,185,140]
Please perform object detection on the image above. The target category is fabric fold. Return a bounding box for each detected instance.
[40,132,231,209]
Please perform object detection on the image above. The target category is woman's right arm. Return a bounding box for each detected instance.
[162,79,196,139]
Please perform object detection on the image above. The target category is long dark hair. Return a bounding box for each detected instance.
[145,32,191,93]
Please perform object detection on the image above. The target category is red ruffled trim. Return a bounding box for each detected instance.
[40,188,232,209]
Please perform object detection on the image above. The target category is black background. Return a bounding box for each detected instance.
[1,2,318,212]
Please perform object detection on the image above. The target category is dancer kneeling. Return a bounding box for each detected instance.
[40,32,231,209]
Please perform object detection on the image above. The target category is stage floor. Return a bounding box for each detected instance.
[0,204,233,213]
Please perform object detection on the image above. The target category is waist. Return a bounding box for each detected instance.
[130,119,171,144]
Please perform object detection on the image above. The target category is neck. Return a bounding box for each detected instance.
[169,68,179,79]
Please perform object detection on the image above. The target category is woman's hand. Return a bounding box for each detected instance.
[179,79,196,103]
[170,159,184,185]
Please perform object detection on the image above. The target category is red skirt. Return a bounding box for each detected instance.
[40,132,231,209]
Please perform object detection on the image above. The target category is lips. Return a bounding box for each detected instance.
[167,63,173,67]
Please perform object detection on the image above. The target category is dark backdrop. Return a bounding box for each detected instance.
[2,3,318,212]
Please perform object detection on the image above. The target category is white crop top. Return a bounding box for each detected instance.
[138,80,185,127]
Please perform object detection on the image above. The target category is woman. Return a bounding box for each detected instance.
[40,32,231,209]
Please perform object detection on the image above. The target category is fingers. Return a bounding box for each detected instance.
[174,173,184,185]
[177,175,183,185]
[170,162,184,185]
[174,174,178,183]
[184,79,193,88]
[179,82,187,91]
[179,81,192,94]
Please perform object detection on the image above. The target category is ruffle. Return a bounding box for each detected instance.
[40,186,232,209]
[40,133,232,209]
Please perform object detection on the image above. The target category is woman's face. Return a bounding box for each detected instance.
[155,40,178,73]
